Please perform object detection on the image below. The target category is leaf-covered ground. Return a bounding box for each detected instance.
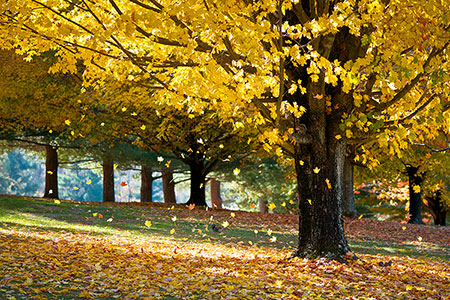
[1,195,449,299]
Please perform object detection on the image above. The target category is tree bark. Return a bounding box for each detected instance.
[186,159,207,206]
[162,167,176,204]
[259,197,268,213]
[210,178,223,209]
[292,140,352,260]
[424,190,448,226]
[43,145,59,199]
[405,166,424,224]
[140,166,153,203]
[103,160,115,202]
[342,157,357,217]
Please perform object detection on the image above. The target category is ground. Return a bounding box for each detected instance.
[0,195,449,299]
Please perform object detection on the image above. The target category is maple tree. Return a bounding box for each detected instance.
[2,0,450,260]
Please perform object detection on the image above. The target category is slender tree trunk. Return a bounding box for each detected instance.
[186,159,207,206]
[210,178,223,209]
[140,166,153,203]
[43,145,58,199]
[405,166,424,224]
[103,160,115,202]
[259,197,268,213]
[424,190,448,226]
[342,157,357,217]
[162,167,176,204]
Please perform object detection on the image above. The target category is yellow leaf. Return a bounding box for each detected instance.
[335,134,342,140]
[54,200,60,205]
[170,228,175,234]
[73,186,79,190]
[86,179,91,185]
[267,229,273,236]
[65,120,71,126]
[402,226,406,230]
[268,203,276,210]
[171,216,177,222]
[412,185,421,193]
[281,201,286,207]
[248,241,253,245]
[222,221,229,228]
[299,160,304,166]
[230,212,235,218]
[233,168,240,176]
[313,167,320,174]
[47,170,53,175]
[358,214,363,219]
[406,285,413,291]
[93,213,98,217]
[417,236,422,242]
[307,199,312,205]
[289,199,294,204]
[325,178,332,189]
[145,220,152,227]
[165,160,171,168]
[198,229,202,234]
[270,236,277,242]
[140,125,146,130]
[122,107,127,112]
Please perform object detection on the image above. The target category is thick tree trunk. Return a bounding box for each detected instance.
[259,198,268,213]
[43,145,58,199]
[292,139,351,260]
[342,157,357,217]
[424,190,448,226]
[186,159,207,206]
[405,166,424,224]
[140,166,153,203]
[162,167,176,204]
[210,178,223,209]
[102,160,115,202]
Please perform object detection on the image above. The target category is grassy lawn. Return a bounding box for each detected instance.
[1,195,449,299]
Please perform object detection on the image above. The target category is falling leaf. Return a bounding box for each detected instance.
[113,164,118,170]
[281,202,286,207]
[335,134,342,140]
[86,179,91,185]
[198,229,202,234]
[222,221,229,228]
[219,144,224,148]
[140,124,146,130]
[47,170,53,175]
[120,181,127,187]
[289,200,294,204]
[107,218,113,222]
[233,168,240,176]
[54,200,60,205]
[270,236,277,242]
[268,203,276,210]
[402,226,406,230]
[170,229,175,234]
[122,107,127,112]
[157,156,164,162]
[299,160,304,166]
[417,236,422,242]
[145,220,152,227]
[358,214,363,219]
[73,186,79,190]
[413,185,421,193]
[307,199,312,205]
[267,229,272,236]
[254,229,258,234]
[230,212,235,218]
[100,122,105,126]
[98,213,103,219]
[325,178,332,189]
[65,119,71,126]
[187,203,195,210]
[313,167,320,174]
[93,213,98,217]
[171,216,177,222]
[165,160,171,168]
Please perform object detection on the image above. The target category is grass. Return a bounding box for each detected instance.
[1,195,449,299]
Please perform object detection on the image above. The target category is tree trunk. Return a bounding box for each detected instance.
[140,166,153,203]
[186,159,207,206]
[210,178,223,209]
[162,167,176,204]
[342,157,357,217]
[405,166,424,224]
[259,197,268,213]
[43,145,58,199]
[424,190,448,226]
[103,160,115,202]
[292,139,351,260]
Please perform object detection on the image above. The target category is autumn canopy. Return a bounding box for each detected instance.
[1,0,449,260]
